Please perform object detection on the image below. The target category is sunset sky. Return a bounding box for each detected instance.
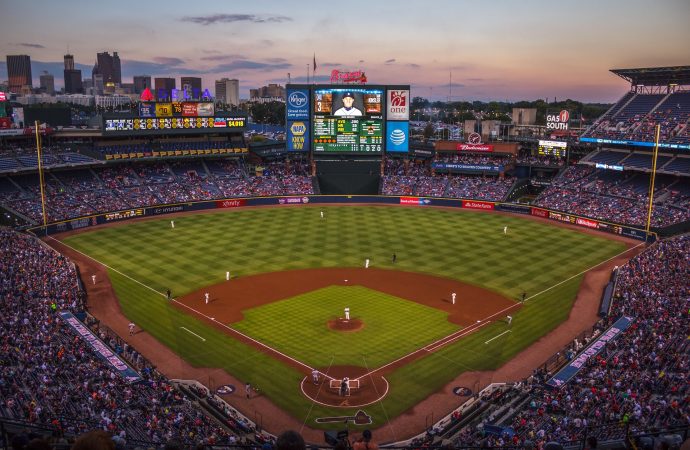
[2,0,688,102]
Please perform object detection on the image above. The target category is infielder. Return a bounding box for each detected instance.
[205,292,209,304]
[311,369,319,385]
[128,322,135,336]
[365,258,370,269]
[452,292,456,305]
[345,307,350,320]
[91,274,96,285]
[507,315,513,325]
[171,220,175,229]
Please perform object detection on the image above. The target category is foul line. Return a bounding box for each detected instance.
[485,330,511,344]
[180,327,206,341]
[523,241,645,302]
[49,237,323,377]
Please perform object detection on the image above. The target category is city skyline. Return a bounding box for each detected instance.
[1,0,688,102]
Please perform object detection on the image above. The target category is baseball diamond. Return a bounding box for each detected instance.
[49,205,638,441]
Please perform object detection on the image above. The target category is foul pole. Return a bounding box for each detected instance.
[645,124,661,238]
[35,121,48,234]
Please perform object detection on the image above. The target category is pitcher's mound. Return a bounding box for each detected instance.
[328,317,364,332]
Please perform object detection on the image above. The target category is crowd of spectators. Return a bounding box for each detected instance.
[0,228,253,447]
[445,234,689,448]
[0,157,314,224]
[381,157,514,201]
[535,165,690,227]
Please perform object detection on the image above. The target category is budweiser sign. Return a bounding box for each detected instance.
[576,217,599,229]
[330,70,368,84]
[456,144,494,152]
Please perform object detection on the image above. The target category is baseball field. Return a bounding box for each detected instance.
[58,205,628,433]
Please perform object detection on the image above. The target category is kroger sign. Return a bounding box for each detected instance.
[287,89,309,120]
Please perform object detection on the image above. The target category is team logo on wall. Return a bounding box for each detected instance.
[387,90,410,120]
[468,132,482,144]
[452,386,473,396]
[216,385,236,395]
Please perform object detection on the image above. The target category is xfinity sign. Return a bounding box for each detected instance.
[287,89,309,120]
[546,109,570,130]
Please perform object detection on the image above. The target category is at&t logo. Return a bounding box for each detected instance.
[390,128,406,145]
[288,91,307,108]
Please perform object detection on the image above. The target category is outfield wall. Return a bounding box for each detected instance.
[32,195,651,241]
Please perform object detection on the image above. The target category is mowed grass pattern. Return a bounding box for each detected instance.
[62,206,626,425]
[232,285,459,368]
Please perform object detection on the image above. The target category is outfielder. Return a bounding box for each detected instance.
[171,220,175,229]
[320,211,324,219]
[365,258,370,269]
[503,226,507,235]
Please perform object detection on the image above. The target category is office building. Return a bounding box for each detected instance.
[39,71,55,95]
[215,78,239,106]
[154,77,176,101]
[133,75,151,94]
[181,77,202,99]
[6,55,32,92]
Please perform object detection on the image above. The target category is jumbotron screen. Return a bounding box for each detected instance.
[538,140,568,158]
[312,88,384,153]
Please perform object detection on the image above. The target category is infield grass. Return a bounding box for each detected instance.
[61,205,627,427]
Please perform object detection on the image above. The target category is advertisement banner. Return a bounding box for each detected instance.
[287,89,310,120]
[432,162,502,172]
[462,200,495,210]
[576,217,599,229]
[287,121,310,152]
[530,207,549,218]
[456,144,494,152]
[546,110,570,131]
[547,316,633,387]
[60,311,141,383]
[182,102,198,116]
[386,121,409,152]
[155,103,173,117]
[138,103,156,118]
[496,203,531,215]
[197,102,215,117]
[579,137,690,151]
[215,199,247,208]
[387,89,410,120]
[399,197,431,206]
[278,196,311,205]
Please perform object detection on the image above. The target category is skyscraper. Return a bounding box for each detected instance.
[6,55,32,92]
[94,51,122,84]
[39,71,55,95]
[215,78,239,106]
[64,54,75,71]
[154,78,176,101]
[133,75,151,94]
[64,69,83,94]
[181,77,202,99]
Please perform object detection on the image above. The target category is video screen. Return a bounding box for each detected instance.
[312,88,384,153]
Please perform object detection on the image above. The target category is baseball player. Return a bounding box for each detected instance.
[365,258,370,269]
[345,307,350,321]
[320,211,324,219]
[245,382,251,399]
[503,226,508,235]
[392,253,396,263]
[128,322,135,336]
[91,274,96,285]
[311,369,319,385]
[205,292,209,304]
[333,92,363,117]
[507,315,513,325]
[166,289,171,301]
[171,220,175,229]
[452,292,456,305]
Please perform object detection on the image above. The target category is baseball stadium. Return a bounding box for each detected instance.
[0,65,689,450]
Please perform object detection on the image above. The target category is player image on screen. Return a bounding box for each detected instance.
[333,92,363,117]
[313,87,383,153]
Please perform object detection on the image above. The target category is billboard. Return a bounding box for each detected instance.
[538,139,567,158]
[312,87,384,153]
[387,89,409,120]
[546,110,570,131]
[386,121,409,153]
[287,89,310,120]
[103,115,246,135]
[287,121,310,152]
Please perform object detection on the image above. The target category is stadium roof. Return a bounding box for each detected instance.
[610,66,690,86]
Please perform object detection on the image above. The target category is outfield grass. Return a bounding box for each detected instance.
[62,206,626,427]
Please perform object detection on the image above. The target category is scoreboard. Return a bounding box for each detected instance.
[312,88,384,153]
[538,140,568,158]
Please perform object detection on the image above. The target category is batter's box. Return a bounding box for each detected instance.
[329,379,360,396]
